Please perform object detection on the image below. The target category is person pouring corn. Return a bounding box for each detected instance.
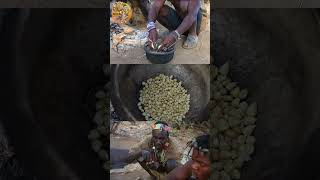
[125,121,181,179]
[140,0,202,49]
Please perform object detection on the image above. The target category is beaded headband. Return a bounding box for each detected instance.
[151,123,171,132]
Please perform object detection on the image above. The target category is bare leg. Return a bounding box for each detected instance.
[139,0,181,31]
[189,20,197,36]
[157,6,181,31]
[182,10,202,49]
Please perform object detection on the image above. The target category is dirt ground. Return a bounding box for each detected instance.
[110,4,210,64]
[110,121,208,180]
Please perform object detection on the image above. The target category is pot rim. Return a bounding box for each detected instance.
[144,42,175,55]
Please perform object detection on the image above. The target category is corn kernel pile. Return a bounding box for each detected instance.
[138,74,190,125]
[210,62,257,180]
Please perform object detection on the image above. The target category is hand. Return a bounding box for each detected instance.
[160,32,177,50]
[141,150,152,162]
[148,29,158,47]
[150,161,160,170]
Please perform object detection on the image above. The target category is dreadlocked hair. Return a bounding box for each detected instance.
[195,134,209,150]
[182,134,210,161]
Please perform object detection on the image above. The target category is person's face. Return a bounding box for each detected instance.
[190,149,210,180]
[151,130,168,150]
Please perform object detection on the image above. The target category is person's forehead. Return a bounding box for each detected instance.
[152,130,167,137]
[192,148,210,162]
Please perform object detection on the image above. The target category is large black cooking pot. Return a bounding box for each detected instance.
[111,64,210,122]
[0,9,108,180]
[213,9,320,180]
[144,43,175,64]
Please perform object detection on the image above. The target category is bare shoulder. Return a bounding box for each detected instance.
[165,161,192,180]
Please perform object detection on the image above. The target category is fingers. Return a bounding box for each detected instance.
[159,37,169,49]
[160,37,176,51]
[148,39,155,49]
[158,44,165,51]
[148,32,176,51]
[148,29,158,42]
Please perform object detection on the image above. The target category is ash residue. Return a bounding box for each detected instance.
[110,22,148,53]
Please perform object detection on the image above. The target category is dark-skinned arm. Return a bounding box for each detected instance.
[176,0,200,35]
[166,161,193,180]
[124,151,142,164]
[147,0,166,44]
[124,136,152,163]
[160,0,200,48]
[148,0,166,22]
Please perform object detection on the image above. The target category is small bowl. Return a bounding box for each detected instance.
[144,43,175,64]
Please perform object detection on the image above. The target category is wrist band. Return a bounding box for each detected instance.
[170,30,180,41]
[147,21,156,32]
[170,32,178,41]
[147,26,156,32]
[174,30,180,39]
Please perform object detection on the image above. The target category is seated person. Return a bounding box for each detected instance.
[126,121,180,179]
[166,134,210,180]
[140,0,203,49]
